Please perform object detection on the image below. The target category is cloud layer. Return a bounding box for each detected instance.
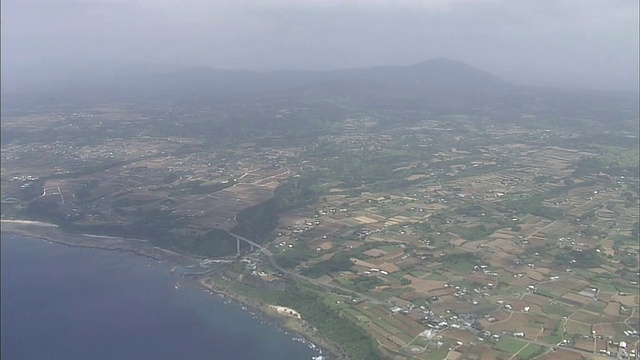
[2,0,638,91]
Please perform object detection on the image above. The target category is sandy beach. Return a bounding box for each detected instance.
[196,277,346,359]
[269,305,302,319]
[1,219,60,227]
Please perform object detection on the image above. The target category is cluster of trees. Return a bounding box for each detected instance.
[572,156,638,178]
[161,172,180,184]
[452,224,496,241]
[413,222,434,233]
[352,275,383,292]
[301,253,354,278]
[18,178,45,201]
[273,173,319,211]
[533,175,557,184]
[321,147,413,188]
[502,195,563,220]
[154,228,240,257]
[619,253,638,269]
[48,160,127,180]
[622,191,638,208]
[439,251,483,267]
[233,174,320,243]
[455,204,486,217]
[273,246,314,269]
[24,198,65,221]
[555,248,603,268]
[46,205,241,257]
[523,245,550,258]
[579,226,605,238]
[232,198,279,244]
[73,179,100,200]
[578,210,597,221]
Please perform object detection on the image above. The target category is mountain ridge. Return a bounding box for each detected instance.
[1,58,512,97]
[2,58,637,125]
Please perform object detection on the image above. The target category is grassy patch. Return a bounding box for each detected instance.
[587,279,618,293]
[389,271,408,280]
[407,270,427,278]
[426,272,450,281]
[379,245,401,252]
[371,317,401,334]
[613,282,640,294]
[425,344,452,360]
[517,344,547,360]
[542,303,573,318]
[584,300,607,313]
[447,260,476,273]
[535,285,561,298]
[412,336,430,347]
[495,337,527,354]
[342,307,368,322]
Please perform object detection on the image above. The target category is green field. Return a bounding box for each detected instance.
[390,270,408,280]
[516,344,547,360]
[535,285,563,298]
[496,337,527,354]
[426,272,450,281]
[542,304,573,316]
[613,234,640,246]
[544,322,565,345]
[411,336,430,347]
[600,146,640,168]
[584,300,607,313]
[443,259,477,273]
[424,343,452,360]
[343,307,369,322]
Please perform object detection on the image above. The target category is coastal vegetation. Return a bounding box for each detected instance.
[279,283,385,360]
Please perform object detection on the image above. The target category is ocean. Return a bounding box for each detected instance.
[1,234,322,360]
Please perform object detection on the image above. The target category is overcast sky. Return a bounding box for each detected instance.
[2,0,638,91]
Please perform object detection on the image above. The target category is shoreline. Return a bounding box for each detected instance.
[1,219,345,360]
[195,276,348,360]
[1,219,196,264]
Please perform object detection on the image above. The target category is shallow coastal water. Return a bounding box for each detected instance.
[1,234,321,360]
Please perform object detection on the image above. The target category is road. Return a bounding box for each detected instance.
[229,229,635,358]
[228,231,384,305]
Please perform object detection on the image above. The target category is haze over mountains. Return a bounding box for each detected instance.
[3,59,636,123]
[3,58,507,96]
[4,58,636,98]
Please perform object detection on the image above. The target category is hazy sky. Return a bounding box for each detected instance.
[2,0,638,91]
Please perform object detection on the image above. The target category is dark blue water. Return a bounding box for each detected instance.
[1,234,321,360]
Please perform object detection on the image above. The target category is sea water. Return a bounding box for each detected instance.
[1,234,322,360]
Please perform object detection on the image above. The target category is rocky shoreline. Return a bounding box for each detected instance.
[194,276,348,360]
[1,219,347,360]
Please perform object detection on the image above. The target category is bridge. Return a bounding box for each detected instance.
[228,231,383,305]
